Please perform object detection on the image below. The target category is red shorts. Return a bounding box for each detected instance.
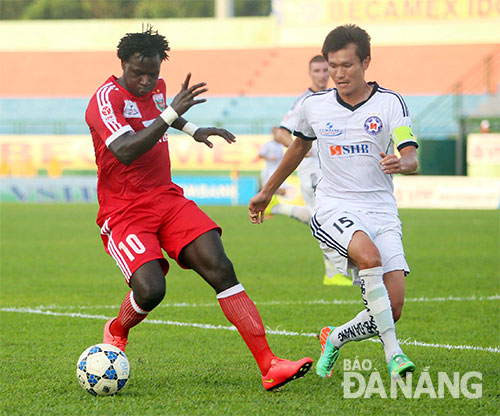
[99,187,221,284]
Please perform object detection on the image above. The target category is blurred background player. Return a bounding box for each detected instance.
[270,55,351,286]
[85,26,312,391]
[249,24,418,381]
[258,127,285,195]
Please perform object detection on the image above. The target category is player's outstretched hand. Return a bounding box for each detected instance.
[248,191,272,224]
[170,73,207,116]
[193,127,236,148]
[379,152,401,174]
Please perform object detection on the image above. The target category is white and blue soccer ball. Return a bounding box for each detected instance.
[76,343,130,396]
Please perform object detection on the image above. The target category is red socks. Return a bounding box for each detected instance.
[217,284,275,374]
[110,290,149,338]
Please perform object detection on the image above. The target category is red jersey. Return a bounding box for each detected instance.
[86,76,178,225]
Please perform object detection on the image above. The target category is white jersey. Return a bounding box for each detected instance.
[280,89,319,176]
[294,82,418,214]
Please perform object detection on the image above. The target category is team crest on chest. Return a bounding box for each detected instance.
[364,115,383,135]
[123,100,142,118]
[153,93,166,111]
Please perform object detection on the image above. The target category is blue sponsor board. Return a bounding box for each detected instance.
[0,176,258,205]
[173,176,258,206]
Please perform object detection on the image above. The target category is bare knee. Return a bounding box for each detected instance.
[130,261,166,311]
[355,249,382,270]
[205,254,238,293]
[348,231,382,270]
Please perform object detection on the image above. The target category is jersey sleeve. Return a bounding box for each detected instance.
[279,99,302,133]
[86,86,134,148]
[293,99,316,141]
[388,93,418,151]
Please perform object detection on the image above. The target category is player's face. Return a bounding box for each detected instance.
[309,61,329,92]
[120,53,161,97]
[327,43,370,99]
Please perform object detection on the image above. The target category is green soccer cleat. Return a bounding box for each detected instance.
[316,326,339,378]
[388,353,415,380]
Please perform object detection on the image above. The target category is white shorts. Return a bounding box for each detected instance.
[310,208,410,285]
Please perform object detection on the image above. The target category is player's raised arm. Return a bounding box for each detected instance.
[249,137,312,224]
[109,73,208,165]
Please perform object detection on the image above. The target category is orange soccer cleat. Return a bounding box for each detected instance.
[103,319,128,352]
[261,356,313,391]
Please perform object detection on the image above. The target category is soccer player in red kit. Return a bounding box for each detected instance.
[85,26,312,391]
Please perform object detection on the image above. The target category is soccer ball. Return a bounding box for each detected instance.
[76,343,130,396]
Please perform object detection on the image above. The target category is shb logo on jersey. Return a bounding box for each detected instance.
[364,116,383,135]
[319,122,344,137]
[153,93,166,111]
[123,100,142,118]
[329,144,370,157]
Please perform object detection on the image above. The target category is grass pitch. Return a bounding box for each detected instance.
[0,204,499,415]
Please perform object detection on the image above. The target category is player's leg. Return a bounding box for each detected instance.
[383,270,405,322]
[179,229,274,373]
[104,260,165,351]
[179,229,312,390]
[347,231,403,360]
[99,214,168,352]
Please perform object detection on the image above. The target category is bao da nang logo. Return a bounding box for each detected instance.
[364,116,383,135]
[342,358,482,399]
[319,122,344,137]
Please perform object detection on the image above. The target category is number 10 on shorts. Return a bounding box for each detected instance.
[118,234,146,261]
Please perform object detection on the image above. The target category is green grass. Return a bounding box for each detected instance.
[0,205,499,415]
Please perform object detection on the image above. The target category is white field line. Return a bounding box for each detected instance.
[25,294,500,311]
[1,306,499,354]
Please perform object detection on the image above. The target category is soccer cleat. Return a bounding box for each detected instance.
[103,318,128,352]
[264,194,280,218]
[323,273,352,286]
[388,353,415,380]
[316,326,339,378]
[261,356,313,391]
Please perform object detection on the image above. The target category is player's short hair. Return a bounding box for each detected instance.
[117,25,170,63]
[322,24,371,63]
[309,55,326,67]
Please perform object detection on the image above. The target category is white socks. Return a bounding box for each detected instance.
[329,309,377,348]
[359,266,402,362]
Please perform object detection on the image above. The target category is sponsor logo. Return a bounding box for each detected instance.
[100,105,116,122]
[364,116,383,135]
[123,100,142,118]
[329,144,370,157]
[320,122,344,137]
[153,93,166,111]
[263,378,274,383]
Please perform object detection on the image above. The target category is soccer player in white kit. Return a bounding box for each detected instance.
[249,24,418,380]
[274,55,352,286]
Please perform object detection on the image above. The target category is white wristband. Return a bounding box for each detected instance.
[159,106,179,125]
[182,121,199,137]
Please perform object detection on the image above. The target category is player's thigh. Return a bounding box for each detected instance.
[100,218,168,285]
[158,198,221,269]
[310,208,371,276]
